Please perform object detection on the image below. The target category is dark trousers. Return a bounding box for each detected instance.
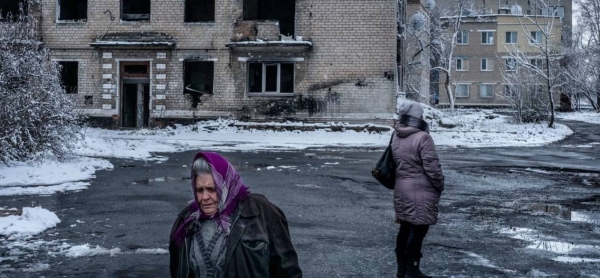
[395,221,430,262]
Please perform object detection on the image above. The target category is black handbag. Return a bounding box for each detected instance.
[371,133,397,190]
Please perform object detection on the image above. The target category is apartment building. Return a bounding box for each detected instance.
[437,0,571,107]
[2,0,398,127]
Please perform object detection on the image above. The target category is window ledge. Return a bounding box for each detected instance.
[120,20,151,25]
[480,69,494,72]
[55,21,87,25]
[183,22,215,25]
[247,93,295,97]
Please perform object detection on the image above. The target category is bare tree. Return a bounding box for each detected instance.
[430,0,475,111]
[501,0,567,127]
[563,0,600,112]
[401,9,432,103]
[0,5,81,164]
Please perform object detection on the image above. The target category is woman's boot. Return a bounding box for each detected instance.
[395,248,407,278]
[405,257,432,278]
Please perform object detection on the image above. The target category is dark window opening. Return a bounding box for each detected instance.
[58,0,87,21]
[243,0,295,36]
[248,62,294,94]
[84,95,93,106]
[184,61,214,95]
[59,61,78,94]
[0,0,27,21]
[265,64,277,92]
[124,65,148,75]
[185,0,214,22]
[248,63,262,93]
[122,0,150,21]
[280,63,294,93]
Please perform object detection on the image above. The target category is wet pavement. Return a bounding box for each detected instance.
[1,120,600,277]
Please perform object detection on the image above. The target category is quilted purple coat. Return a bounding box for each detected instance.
[391,122,444,225]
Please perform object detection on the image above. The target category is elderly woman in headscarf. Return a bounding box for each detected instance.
[169,151,302,278]
[392,102,444,278]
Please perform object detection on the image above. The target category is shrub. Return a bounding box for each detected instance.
[0,13,80,164]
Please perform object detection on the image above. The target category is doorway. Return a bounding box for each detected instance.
[120,62,150,128]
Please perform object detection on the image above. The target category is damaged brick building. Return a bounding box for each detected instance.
[5,0,398,127]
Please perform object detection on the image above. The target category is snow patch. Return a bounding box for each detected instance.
[0,157,113,187]
[134,248,169,255]
[553,256,600,263]
[64,244,121,258]
[0,182,89,196]
[0,207,60,240]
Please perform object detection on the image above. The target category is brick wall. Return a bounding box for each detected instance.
[41,0,397,125]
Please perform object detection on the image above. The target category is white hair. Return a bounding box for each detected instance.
[192,157,212,175]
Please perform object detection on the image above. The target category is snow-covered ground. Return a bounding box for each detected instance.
[558,111,600,125]
[1,110,575,193]
[0,108,581,246]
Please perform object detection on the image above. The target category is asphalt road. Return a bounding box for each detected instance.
[1,120,599,277]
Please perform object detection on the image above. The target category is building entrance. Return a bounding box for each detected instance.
[120,62,150,128]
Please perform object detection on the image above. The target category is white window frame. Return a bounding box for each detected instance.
[544,6,565,22]
[480,58,493,71]
[503,84,517,97]
[505,58,517,71]
[456,58,468,71]
[457,30,469,45]
[480,83,495,98]
[505,31,518,44]
[481,31,495,45]
[455,83,470,98]
[247,62,295,95]
[530,58,543,69]
[530,31,542,44]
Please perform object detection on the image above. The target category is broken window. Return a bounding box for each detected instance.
[243,0,295,36]
[84,95,93,106]
[184,61,214,95]
[248,62,294,94]
[122,0,150,21]
[123,65,148,75]
[58,61,78,94]
[0,0,27,20]
[57,0,87,21]
[185,0,214,22]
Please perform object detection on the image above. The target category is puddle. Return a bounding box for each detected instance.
[527,204,600,224]
[500,227,600,254]
[131,177,189,185]
[505,167,600,187]
[295,184,321,188]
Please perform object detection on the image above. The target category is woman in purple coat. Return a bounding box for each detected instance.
[392,102,444,278]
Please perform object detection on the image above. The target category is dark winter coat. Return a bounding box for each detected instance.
[169,194,302,278]
[391,119,444,225]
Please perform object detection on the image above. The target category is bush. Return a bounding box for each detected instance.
[0,14,80,164]
[520,110,547,123]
